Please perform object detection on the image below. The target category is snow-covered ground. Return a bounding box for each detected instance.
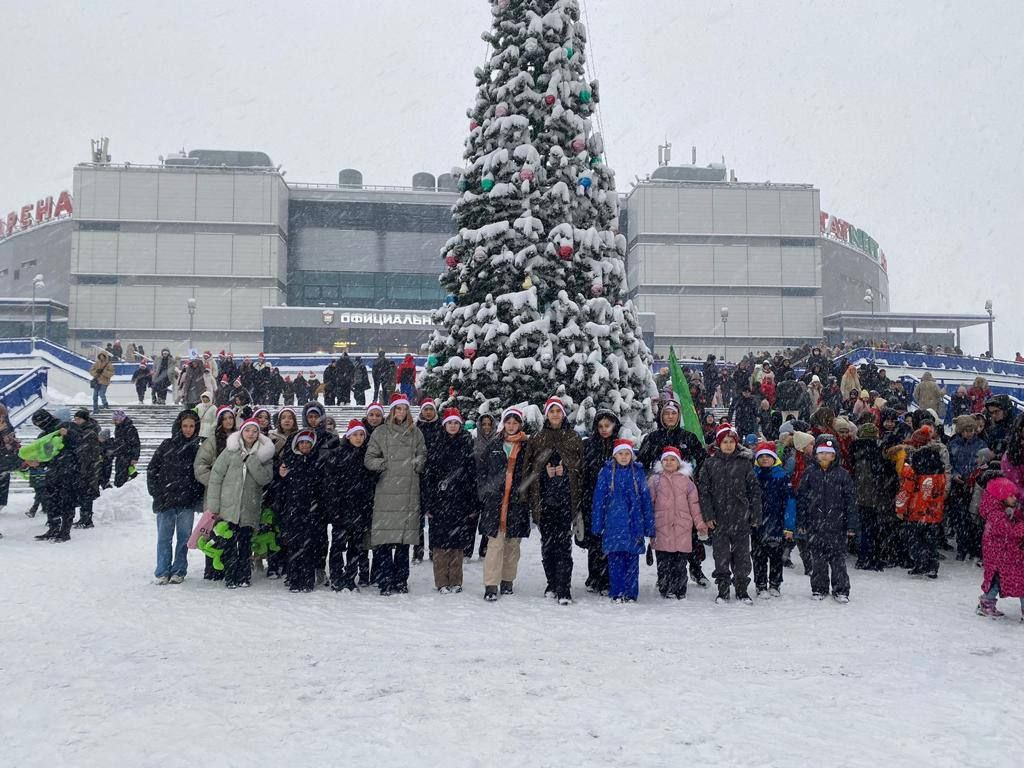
[1,483,1022,768]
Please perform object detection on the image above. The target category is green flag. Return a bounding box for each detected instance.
[668,347,706,446]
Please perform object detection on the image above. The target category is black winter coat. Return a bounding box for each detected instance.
[637,423,707,477]
[478,436,531,539]
[796,462,856,536]
[32,410,80,503]
[698,449,762,531]
[114,417,141,463]
[581,414,621,541]
[775,380,803,412]
[278,442,324,541]
[147,412,204,511]
[74,419,103,502]
[849,437,883,508]
[729,394,760,437]
[423,430,477,550]
[323,441,376,535]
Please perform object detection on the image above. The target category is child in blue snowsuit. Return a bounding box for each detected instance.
[752,442,797,597]
[591,440,655,602]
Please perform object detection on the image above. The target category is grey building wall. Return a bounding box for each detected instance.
[821,239,891,315]
[625,181,823,360]
[0,220,72,304]
[69,165,288,355]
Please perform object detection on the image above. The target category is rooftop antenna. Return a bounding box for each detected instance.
[657,141,672,167]
[90,137,110,164]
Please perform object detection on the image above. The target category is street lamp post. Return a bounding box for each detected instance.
[30,274,45,346]
[721,306,729,363]
[985,299,994,358]
[187,297,197,355]
[863,288,874,354]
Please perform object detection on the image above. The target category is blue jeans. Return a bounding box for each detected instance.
[155,506,198,578]
[607,551,640,601]
[93,383,109,411]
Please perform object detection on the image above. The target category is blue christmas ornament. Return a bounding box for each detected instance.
[446,293,455,304]
[580,177,592,189]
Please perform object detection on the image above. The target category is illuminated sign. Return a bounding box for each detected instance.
[329,311,434,327]
[0,190,73,241]
[820,210,888,272]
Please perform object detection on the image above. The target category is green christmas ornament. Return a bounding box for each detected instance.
[565,46,574,59]
[427,354,438,367]
[590,155,603,166]
[579,89,592,103]
[481,177,495,192]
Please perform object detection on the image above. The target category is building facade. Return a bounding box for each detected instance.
[68,163,288,355]
[624,175,823,360]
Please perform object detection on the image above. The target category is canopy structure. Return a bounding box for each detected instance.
[823,311,995,352]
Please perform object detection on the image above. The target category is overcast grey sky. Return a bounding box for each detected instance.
[2,0,1021,355]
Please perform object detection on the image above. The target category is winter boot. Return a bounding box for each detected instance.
[484,586,498,602]
[975,598,1003,618]
[717,582,731,602]
[833,594,850,604]
[35,527,56,541]
[500,580,514,596]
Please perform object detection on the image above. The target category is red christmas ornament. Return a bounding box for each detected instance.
[544,94,556,106]
[558,245,573,259]
[470,120,479,130]
[445,255,457,268]
[464,347,477,359]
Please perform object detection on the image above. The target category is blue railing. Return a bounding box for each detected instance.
[843,347,1024,378]
[0,367,48,424]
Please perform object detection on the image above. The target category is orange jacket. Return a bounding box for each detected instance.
[896,463,946,524]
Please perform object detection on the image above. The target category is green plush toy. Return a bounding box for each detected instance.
[197,521,236,571]
[251,508,281,558]
[18,431,64,463]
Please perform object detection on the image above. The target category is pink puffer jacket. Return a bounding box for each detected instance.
[980,477,1024,598]
[647,468,706,553]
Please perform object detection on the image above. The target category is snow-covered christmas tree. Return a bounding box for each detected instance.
[421,0,657,431]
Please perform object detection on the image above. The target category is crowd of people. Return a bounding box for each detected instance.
[18,345,1024,619]
[96,349,422,411]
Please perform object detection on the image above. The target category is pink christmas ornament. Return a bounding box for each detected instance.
[558,245,573,260]
[520,167,535,182]
[571,137,586,153]
[544,94,556,106]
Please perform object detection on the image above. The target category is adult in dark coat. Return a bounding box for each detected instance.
[302,401,339,582]
[276,430,324,592]
[849,425,885,570]
[112,410,141,488]
[70,409,102,529]
[702,355,718,398]
[372,351,396,403]
[268,368,285,406]
[131,363,152,404]
[147,410,205,581]
[292,373,309,405]
[336,353,355,406]
[521,396,584,602]
[796,436,857,599]
[699,426,762,601]
[466,413,496,559]
[151,349,175,404]
[424,411,478,591]
[352,358,370,406]
[323,420,378,590]
[637,398,709,585]
[728,385,761,438]
[322,361,339,406]
[580,409,620,594]
[477,408,531,600]
[253,361,273,405]
[29,408,80,541]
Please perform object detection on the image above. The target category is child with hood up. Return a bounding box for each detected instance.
[647,445,705,599]
[976,477,1024,620]
[753,442,796,597]
[591,439,655,602]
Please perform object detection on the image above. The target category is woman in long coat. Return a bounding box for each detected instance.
[364,393,426,595]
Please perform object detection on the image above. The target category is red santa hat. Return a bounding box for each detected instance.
[543,396,566,417]
[215,405,234,422]
[660,446,683,464]
[239,417,261,433]
[203,350,211,357]
[389,392,410,409]
[612,438,635,456]
[220,375,229,384]
[441,407,463,426]
[294,429,316,446]
[754,441,779,462]
[344,419,367,438]
[366,402,385,417]
[258,352,266,358]
[715,423,739,445]
[252,407,271,421]
[219,350,226,356]
[233,377,242,388]
[420,397,437,411]
[501,406,525,424]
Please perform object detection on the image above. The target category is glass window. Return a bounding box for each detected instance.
[303,286,321,300]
